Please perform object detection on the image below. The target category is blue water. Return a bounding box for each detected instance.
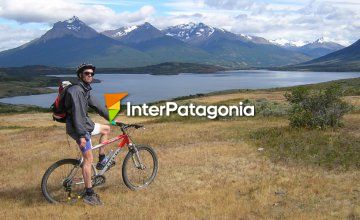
[0,70,359,107]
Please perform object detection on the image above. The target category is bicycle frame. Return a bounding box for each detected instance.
[92,133,130,150]
[75,132,134,178]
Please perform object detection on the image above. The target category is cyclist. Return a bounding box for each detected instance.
[65,63,115,205]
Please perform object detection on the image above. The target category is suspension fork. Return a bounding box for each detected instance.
[129,143,145,169]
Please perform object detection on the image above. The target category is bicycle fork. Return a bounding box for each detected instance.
[129,143,145,170]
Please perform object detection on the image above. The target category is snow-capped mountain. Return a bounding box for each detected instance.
[304,37,344,50]
[163,22,274,46]
[297,37,344,58]
[238,34,272,44]
[162,22,309,66]
[270,37,344,58]
[0,17,322,68]
[39,16,98,41]
[163,22,216,42]
[102,25,138,38]
[285,39,360,71]
[162,22,240,45]
[0,16,154,67]
[102,22,217,64]
[270,38,309,48]
[102,22,164,43]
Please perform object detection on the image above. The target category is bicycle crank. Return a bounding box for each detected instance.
[92,175,106,187]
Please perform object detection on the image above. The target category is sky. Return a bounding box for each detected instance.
[0,0,359,51]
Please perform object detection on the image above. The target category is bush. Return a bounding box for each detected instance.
[284,85,352,128]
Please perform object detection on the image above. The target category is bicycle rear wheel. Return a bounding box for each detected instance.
[41,158,94,203]
[122,145,158,190]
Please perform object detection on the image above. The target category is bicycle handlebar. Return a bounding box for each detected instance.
[110,121,144,130]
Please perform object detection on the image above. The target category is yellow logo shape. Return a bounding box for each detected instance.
[104,93,128,122]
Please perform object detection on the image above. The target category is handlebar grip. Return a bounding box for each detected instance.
[110,121,143,129]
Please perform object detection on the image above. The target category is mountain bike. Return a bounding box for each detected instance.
[41,122,158,204]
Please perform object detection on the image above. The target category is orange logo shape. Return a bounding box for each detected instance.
[104,93,128,121]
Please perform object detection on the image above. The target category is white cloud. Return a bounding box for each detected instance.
[0,0,358,50]
[0,0,155,30]
[158,0,359,45]
[0,24,45,51]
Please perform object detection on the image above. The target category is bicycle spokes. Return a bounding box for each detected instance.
[125,147,156,187]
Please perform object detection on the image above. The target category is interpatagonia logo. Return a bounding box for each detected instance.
[104,93,255,120]
[104,93,128,122]
[126,102,255,119]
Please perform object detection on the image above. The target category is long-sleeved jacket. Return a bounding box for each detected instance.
[65,80,109,140]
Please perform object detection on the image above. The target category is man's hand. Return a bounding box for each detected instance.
[110,119,122,125]
[79,137,87,148]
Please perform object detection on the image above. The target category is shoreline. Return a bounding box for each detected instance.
[1,76,359,112]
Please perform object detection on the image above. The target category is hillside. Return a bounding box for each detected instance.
[0,79,359,218]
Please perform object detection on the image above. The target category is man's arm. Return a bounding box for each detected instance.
[69,89,88,138]
[88,94,110,121]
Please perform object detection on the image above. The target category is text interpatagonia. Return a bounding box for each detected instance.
[126,102,255,119]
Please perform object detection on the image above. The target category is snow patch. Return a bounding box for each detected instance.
[66,24,81,31]
[270,38,308,47]
[114,25,138,37]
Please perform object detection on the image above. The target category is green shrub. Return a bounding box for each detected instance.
[285,85,352,128]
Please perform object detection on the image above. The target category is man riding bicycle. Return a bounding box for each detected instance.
[65,63,115,205]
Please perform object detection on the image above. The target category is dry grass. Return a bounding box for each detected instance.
[0,91,359,219]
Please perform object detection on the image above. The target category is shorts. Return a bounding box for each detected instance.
[91,123,101,135]
[77,123,101,153]
[77,132,92,153]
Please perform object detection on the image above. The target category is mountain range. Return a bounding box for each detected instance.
[0,16,352,69]
[271,37,345,58]
[276,39,360,72]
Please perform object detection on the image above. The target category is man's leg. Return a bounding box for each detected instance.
[78,134,103,205]
[93,124,111,170]
[77,134,93,191]
[98,124,111,155]
[82,149,93,189]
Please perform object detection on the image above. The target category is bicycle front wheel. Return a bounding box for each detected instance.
[122,145,158,190]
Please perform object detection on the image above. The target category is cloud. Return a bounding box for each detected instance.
[161,0,359,45]
[0,0,155,30]
[0,0,358,50]
[0,24,45,51]
[203,0,255,10]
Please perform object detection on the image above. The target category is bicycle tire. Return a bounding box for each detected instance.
[122,145,158,190]
[41,158,83,203]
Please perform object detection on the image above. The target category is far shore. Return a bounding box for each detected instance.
[1,76,359,112]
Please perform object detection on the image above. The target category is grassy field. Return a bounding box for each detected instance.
[0,83,359,219]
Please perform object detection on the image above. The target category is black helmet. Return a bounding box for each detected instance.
[76,63,96,78]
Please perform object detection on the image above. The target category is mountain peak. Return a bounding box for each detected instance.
[38,16,98,41]
[59,16,86,32]
[102,22,163,43]
[140,22,152,27]
[65,16,81,24]
[163,22,218,42]
[315,37,325,43]
[312,36,335,44]
[270,38,309,47]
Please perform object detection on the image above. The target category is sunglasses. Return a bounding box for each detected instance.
[83,71,94,76]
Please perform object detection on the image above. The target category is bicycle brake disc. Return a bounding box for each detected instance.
[92,175,106,187]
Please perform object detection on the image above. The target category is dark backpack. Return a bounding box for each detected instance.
[50,81,74,123]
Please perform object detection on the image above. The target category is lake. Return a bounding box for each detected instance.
[0,70,359,107]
